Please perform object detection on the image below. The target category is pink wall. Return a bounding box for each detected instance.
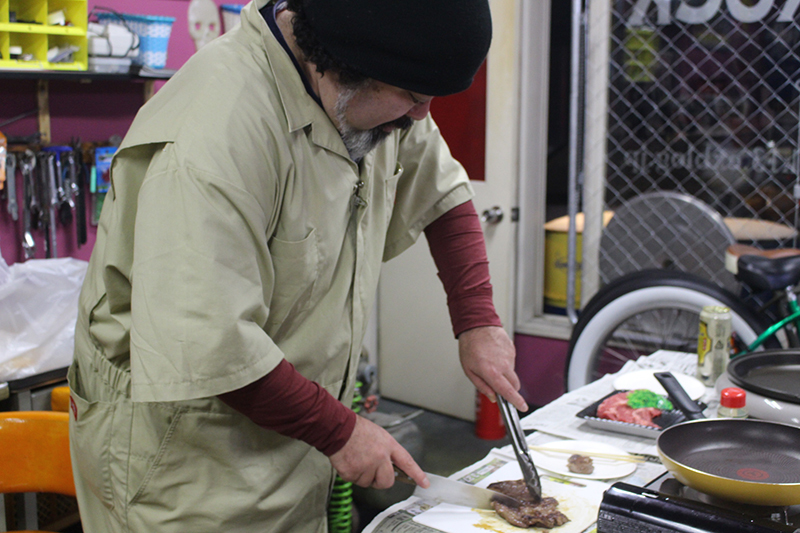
[514,334,569,408]
[1,0,235,265]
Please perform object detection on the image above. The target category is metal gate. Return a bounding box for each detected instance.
[573,0,800,308]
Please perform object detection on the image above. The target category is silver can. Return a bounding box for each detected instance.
[697,305,732,386]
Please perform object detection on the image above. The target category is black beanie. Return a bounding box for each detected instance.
[302,0,492,96]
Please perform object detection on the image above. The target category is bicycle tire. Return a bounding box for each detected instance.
[566,269,781,391]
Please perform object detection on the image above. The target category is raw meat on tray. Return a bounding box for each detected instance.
[596,391,664,428]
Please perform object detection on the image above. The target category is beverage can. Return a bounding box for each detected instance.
[697,305,732,386]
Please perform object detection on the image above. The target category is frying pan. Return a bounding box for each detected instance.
[654,372,800,506]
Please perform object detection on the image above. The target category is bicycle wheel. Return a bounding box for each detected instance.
[566,270,781,391]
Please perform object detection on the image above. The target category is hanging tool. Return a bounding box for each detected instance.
[41,146,76,227]
[53,151,68,224]
[65,150,78,223]
[45,153,59,258]
[30,153,43,232]
[0,131,6,193]
[497,397,543,502]
[36,152,57,258]
[5,152,18,221]
[74,150,88,246]
[19,151,37,260]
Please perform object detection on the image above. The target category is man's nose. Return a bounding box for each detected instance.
[407,99,433,120]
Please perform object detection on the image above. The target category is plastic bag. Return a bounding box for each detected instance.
[0,251,88,382]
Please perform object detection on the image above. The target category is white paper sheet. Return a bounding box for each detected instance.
[412,461,607,533]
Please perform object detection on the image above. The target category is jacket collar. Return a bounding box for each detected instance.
[248,1,352,161]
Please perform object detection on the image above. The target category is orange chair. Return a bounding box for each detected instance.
[49,387,70,413]
[0,411,76,532]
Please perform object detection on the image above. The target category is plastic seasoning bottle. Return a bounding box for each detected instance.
[717,387,748,419]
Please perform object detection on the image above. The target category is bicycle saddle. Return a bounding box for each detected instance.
[726,244,800,291]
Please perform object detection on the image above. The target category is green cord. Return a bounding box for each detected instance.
[328,381,364,533]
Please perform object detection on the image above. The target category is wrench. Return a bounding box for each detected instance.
[46,153,59,258]
[53,152,73,226]
[19,151,36,260]
[65,150,79,208]
[5,153,18,221]
[66,150,84,246]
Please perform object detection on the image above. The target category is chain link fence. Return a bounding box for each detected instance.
[592,0,800,289]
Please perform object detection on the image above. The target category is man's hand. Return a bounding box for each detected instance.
[458,325,528,412]
[329,415,430,490]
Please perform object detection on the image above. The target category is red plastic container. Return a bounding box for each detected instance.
[475,391,506,440]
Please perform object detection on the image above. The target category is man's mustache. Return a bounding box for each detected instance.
[383,115,414,132]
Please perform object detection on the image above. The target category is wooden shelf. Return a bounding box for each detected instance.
[0,65,173,81]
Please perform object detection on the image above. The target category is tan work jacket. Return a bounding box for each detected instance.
[69,1,473,531]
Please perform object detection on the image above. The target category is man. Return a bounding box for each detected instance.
[68,0,527,531]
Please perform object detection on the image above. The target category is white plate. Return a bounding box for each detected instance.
[613,369,705,401]
[528,440,637,480]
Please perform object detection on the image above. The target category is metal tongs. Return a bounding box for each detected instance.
[497,396,542,502]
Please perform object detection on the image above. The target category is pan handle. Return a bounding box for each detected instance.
[654,372,705,420]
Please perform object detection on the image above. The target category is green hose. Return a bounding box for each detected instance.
[328,480,354,533]
[328,381,364,533]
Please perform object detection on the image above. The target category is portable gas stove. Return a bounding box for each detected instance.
[597,472,800,533]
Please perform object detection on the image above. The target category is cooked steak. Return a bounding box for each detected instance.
[488,480,570,529]
[596,391,662,428]
[567,453,594,474]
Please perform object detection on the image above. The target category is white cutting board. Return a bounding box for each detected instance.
[413,462,608,533]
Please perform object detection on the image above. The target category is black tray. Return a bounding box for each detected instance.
[576,390,701,439]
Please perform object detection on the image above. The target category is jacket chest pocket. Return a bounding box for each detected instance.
[384,162,403,206]
[265,228,320,336]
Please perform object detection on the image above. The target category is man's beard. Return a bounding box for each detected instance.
[334,86,414,161]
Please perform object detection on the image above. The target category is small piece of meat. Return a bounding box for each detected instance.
[629,406,662,426]
[567,453,594,474]
[596,391,662,428]
[488,479,570,529]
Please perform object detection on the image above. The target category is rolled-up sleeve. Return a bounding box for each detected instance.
[130,148,283,402]
[383,115,474,262]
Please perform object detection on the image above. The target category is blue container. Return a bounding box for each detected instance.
[96,13,176,69]
[221,4,245,33]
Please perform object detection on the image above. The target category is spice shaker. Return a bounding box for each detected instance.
[717,387,747,419]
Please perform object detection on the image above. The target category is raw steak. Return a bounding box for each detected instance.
[596,391,662,428]
[488,480,570,529]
